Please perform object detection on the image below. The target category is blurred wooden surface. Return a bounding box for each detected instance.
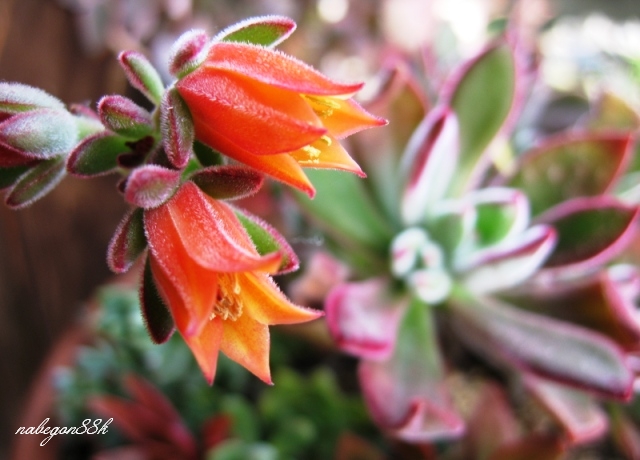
[0,0,128,456]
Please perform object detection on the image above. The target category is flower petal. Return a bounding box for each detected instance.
[238,272,322,325]
[150,182,281,273]
[220,311,272,384]
[182,318,224,385]
[146,234,218,337]
[288,134,364,176]
[303,95,387,139]
[204,42,364,97]
[177,67,325,156]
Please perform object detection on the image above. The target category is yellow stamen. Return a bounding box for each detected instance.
[301,144,321,164]
[210,274,243,321]
[302,95,340,118]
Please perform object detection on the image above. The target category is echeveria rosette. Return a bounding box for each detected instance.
[172,18,387,197]
[302,39,640,446]
[109,181,322,384]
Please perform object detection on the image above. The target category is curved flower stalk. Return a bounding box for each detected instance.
[297,39,640,448]
[0,16,387,385]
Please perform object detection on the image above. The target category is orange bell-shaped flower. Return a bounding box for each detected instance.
[144,182,322,383]
[176,42,386,196]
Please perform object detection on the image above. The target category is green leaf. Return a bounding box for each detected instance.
[507,133,632,216]
[67,131,129,177]
[360,299,464,440]
[0,82,65,114]
[235,208,299,274]
[0,108,77,158]
[447,43,516,196]
[107,207,147,273]
[296,169,394,253]
[450,292,633,399]
[5,157,65,208]
[118,51,165,106]
[0,164,30,189]
[140,258,175,344]
[539,198,639,271]
[214,16,296,47]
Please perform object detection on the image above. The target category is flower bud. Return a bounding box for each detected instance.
[98,95,153,138]
[160,88,194,169]
[118,51,165,105]
[0,82,65,115]
[0,108,77,159]
[168,29,209,78]
[124,164,181,208]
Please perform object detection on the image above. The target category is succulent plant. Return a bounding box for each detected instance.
[295,34,640,452]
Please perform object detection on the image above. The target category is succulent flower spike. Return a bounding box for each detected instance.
[143,182,322,384]
[174,28,386,197]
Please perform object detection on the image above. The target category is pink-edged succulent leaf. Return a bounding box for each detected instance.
[523,374,608,445]
[98,95,153,138]
[442,41,516,196]
[457,225,556,294]
[467,187,530,247]
[359,299,464,442]
[357,61,427,220]
[0,165,30,189]
[400,107,459,225]
[5,157,65,209]
[124,165,181,209]
[191,165,264,200]
[213,15,297,47]
[507,265,640,351]
[463,383,521,459]
[118,51,165,106]
[288,251,350,306]
[326,278,407,361]
[233,206,299,274]
[168,29,209,77]
[299,169,394,251]
[611,407,640,460]
[536,197,639,273]
[0,108,77,158]
[506,133,633,216]
[450,294,634,399]
[489,435,565,460]
[161,88,194,169]
[0,82,65,114]
[587,92,640,131]
[140,258,175,344]
[107,207,147,273]
[67,131,129,177]
[0,140,42,167]
[334,432,385,460]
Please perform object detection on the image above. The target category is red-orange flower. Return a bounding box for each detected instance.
[175,42,386,196]
[144,181,322,384]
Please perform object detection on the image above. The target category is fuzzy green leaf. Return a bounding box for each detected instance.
[447,43,516,196]
[5,157,65,208]
[214,16,296,47]
[508,133,632,216]
[297,169,394,252]
[67,131,129,177]
[140,257,175,344]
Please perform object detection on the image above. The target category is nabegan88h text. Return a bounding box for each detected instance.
[15,417,113,446]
